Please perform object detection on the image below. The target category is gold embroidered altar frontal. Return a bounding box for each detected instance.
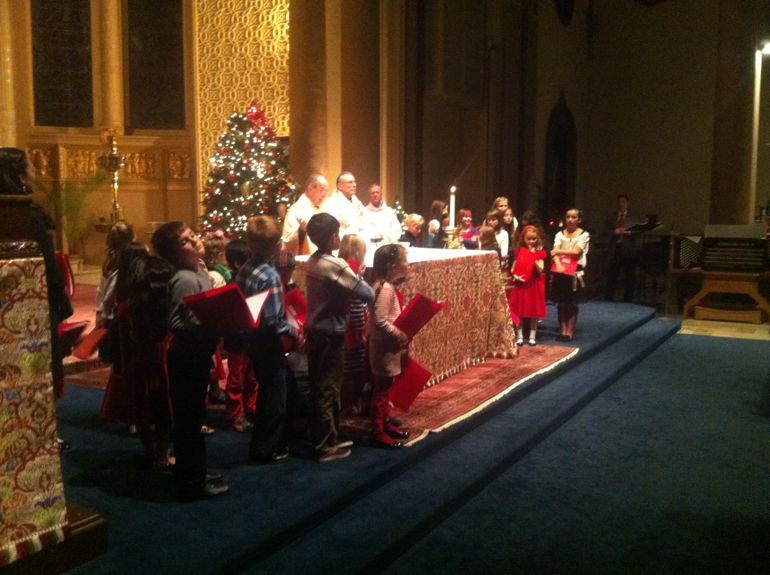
[0,256,68,566]
[296,249,517,386]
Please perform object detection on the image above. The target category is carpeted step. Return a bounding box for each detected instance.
[234,317,680,574]
[381,335,770,575]
[55,303,662,574]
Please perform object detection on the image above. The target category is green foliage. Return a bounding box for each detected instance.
[392,199,408,230]
[34,171,110,252]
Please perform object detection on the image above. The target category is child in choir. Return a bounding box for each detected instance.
[95,221,135,364]
[338,234,369,417]
[123,252,175,469]
[368,243,411,449]
[493,197,518,231]
[203,232,230,405]
[275,250,299,293]
[237,216,300,464]
[203,231,231,288]
[151,221,227,501]
[304,213,375,462]
[457,208,480,249]
[478,225,500,257]
[550,208,590,342]
[485,209,508,267]
[222,238,257,431]
[399,213,425,247]
[274,251,312,442]
[509,226,547,346]
[427,200,447,248]
[502,207,518,264]
[100,242,149,425]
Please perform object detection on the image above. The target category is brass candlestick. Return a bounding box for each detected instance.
[444,227,464,249]
[97,135,126,223]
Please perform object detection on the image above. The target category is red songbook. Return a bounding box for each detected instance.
[512,249,536,282]
[284,287,307,331]
[550,254,578,276]
[394,294,444,340]
[183,283,269,336]
[391,358,432,411]
[72,326,109,359]
[58,320,90,357]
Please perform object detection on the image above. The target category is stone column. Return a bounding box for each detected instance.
[379,0,405,204]
[290,0,329,183]
[0,0,18,145]
[94,0,125,133]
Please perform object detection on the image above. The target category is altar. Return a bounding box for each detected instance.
[295,248,517,385]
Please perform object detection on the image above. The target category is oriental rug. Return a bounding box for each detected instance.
[340,344,579,446]
[65,345,580,448]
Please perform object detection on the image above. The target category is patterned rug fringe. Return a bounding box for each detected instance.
[428,356,487,387]
[431,348,579,433]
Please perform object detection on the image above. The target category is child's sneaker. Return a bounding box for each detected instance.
[316,447,352,462]
[231,417,253,432]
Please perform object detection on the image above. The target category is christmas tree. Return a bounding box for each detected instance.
[201,102,296,236]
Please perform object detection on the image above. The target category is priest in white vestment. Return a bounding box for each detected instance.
[321,172,366,239]
[362,183,402,243]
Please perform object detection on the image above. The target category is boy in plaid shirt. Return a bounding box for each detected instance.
[237,216,300,464]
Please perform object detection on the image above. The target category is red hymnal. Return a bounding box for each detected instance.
[550,255,578,276]
[183,283,269,336]
[72,326,109,359]
[394,293,444,340]
[512,249,536,282]
[284,288,307,331]
[391,358,432,411]
[58,320,90,357]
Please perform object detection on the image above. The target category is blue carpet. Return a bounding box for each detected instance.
[56,302,679,574]
[379,335,770,575]
[244,318,680,573]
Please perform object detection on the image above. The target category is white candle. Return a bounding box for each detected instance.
[449,186,456,228]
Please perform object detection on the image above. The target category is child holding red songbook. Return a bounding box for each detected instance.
[222,238,257,431]
[274,251,311,440]
[509,225,547,347]
[551,208,590,342]
[368,243,412,449]
[338,234,369,417]
[305,213,375,462]
[152,221,227,501]
[237,216,300,464]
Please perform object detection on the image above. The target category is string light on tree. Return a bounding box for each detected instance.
[201,101,296,236]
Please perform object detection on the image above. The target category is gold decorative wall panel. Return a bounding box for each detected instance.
[195,0,290,191]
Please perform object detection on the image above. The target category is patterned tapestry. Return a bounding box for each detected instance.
[195,0,291,190]
[295,250,517,387]
[0,253,68,566]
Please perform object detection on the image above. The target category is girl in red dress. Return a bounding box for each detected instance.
[508,225,547,346]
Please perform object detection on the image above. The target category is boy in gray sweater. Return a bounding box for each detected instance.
[304,213,374,462]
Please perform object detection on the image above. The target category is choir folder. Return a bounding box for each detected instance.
[389,293,443,410]
[284,288,307,331]
[72,326,108,359]
[391,358,432,411]
[394,293,444,340]
[183,283,269,336]
[550,254,578,275]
